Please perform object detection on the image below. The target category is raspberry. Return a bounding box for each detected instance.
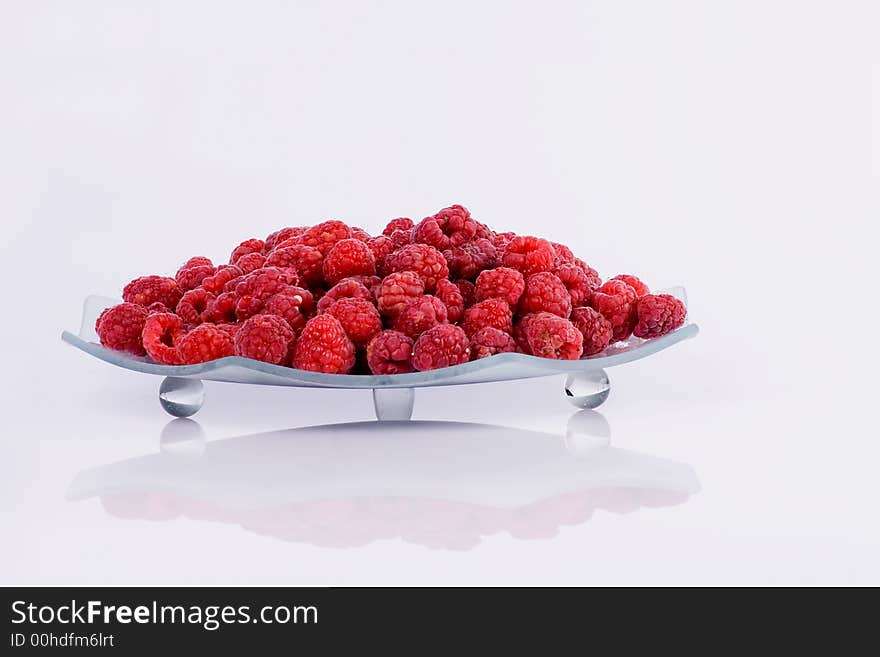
[519,272,572,318]
[552,242,575,264]
[176,288,214,325]
[350,226,371,242]
[263,286,314,333]
[612,274,650,298]
[525,312,583,360]
[141,312,184,365]
[443,238,496,279]
[513,313,536,354]
[234,314,295,365]
[326,298,383,348]
[574,259,602,290]
[570,307,613,356]
[382,217,414,236]
[95,302,148,355]
[474,220,493,240]
[435,278,465,323]
[177,324,235,364]
[412,205,477,250]
[375,271,424,317]
[388,228,412,249]
[264,226,305,252]
[123,276,183,309]
[366,235,396,270]
[384,243,448,293]
[469,327,516,360]
[453,279,477,308]
[392,294,448,339]
[411,324,470,371]
[179,256,212,270]
[229,238,265,265]
[366,330,414,375]
[145,302,170,315]
[266,244,323,287]
[491,231,516,252]
[460,298,513,338]
[235,251,267,274]
[475,266,525,307]
[501,236,555,277]
[553,263,593,308]
[322,238,376,286]
[348,274,382,295]
[316,278,373,313]
[201,265,243,295]
[214,322,240,339]
[233,267,297,304]
[292,314,355,374]
[295,219,351,255]
[201,291,237,323]
[590,280,637,342]
[175,257,215,292]
[633,294,686,339]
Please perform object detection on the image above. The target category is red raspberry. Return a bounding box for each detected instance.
[570,306,613,356]
[469,327,516,360]
[501,236,555,277]
[177,324,235,364]
[292,314,355,374]
[233,267,296,303]
[388,228,413,249]
[443,238,497,279]
[553,263,593,308]
[474,221,493,240]
[384,243,448,293]
[375,271,424,317]
[435,278,464,323]
[264,226,305,252]
[612,274,650,297]
[453,279,476,308]
[175,288,214,325]
[382,217,414,236]
[263,286,315,333]
[392,294,448,339]
[229,238,265,265]
[412,205,477,250]
[179,256,212,269]
[322,238,377,286]
[316,278,373,313]
[350,226,371,241]
[590,280,637,342]
[235,251,267,274]
[552,242,575,264]
[145,302,170,315]
[366,235,395,270]
[141,312,184,365]
[573,259,602,290]
[633,294,686,339]
[175,257,215,292]
[412,324,470,371]
[366,330,414,375]
[491,231,516,252]
[326,297,383,348]
[214,322,240,339]
[525,312,583,360]
[266,244,323,287]
[201,291,237,323]
[519,272,572,318]
[201,265,243,295]
[475,266,525,307]
[95,302,148,355]
[295,219,351,255]
[347,274,382,295]
[513,313,536,354]
[460,298,513,338]
[234,314,295,365]
[123,276,183,309]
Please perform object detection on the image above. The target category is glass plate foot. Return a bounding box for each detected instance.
[564,370,610,409]
[372,388,415,421]
[159,377,204,417]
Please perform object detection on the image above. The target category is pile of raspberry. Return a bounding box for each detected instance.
[95,205,686,374]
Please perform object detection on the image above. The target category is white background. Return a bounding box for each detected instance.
[1,0,878,585]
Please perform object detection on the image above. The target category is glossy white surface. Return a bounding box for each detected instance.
[1,0,878,585]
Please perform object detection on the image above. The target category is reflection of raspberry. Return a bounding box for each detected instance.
[384,243,449,293]
[633,294,686,338]
[612,274,650,297]
[175,257,215,292]
[435,278,464,323]
[443,238,496,279]
[263,286,314,333]
[461,299,513,338]
[235,252,267,274]
[525,312,583,360]
[501,236,555,277]
[513,314,536,354]
[570,307,613,356]
[553,263,593,308]
[475,266,525,307]
[326,298,383,348]
[234,314,295,365]
[266,245,323,287]
[590,280,637,342]
[375,271,424,317]
[96,302,148,355]
[366,235,395,270]
[176,288,214,325]
[177,324,235,364]
[295,220,351,255]
[229,238,265,265]
[317,278,373,313]
[142,312,184,365]
[123,276,183,309]
[382,217,413,236]
[264,226,305,252]
[322,238,376,286]
[293,315,355,373]
[469,327,516,360]
[412,324,470,371]
[519,272,572,318]
[412,205,477,250]
[201,291,237,323]
[454,279,476,309]
[201,265,243,295]
[392,295,448,338]
[366,330,414,375]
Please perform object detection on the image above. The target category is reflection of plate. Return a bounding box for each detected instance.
[60,288,698,389]
[67,419,700,550]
